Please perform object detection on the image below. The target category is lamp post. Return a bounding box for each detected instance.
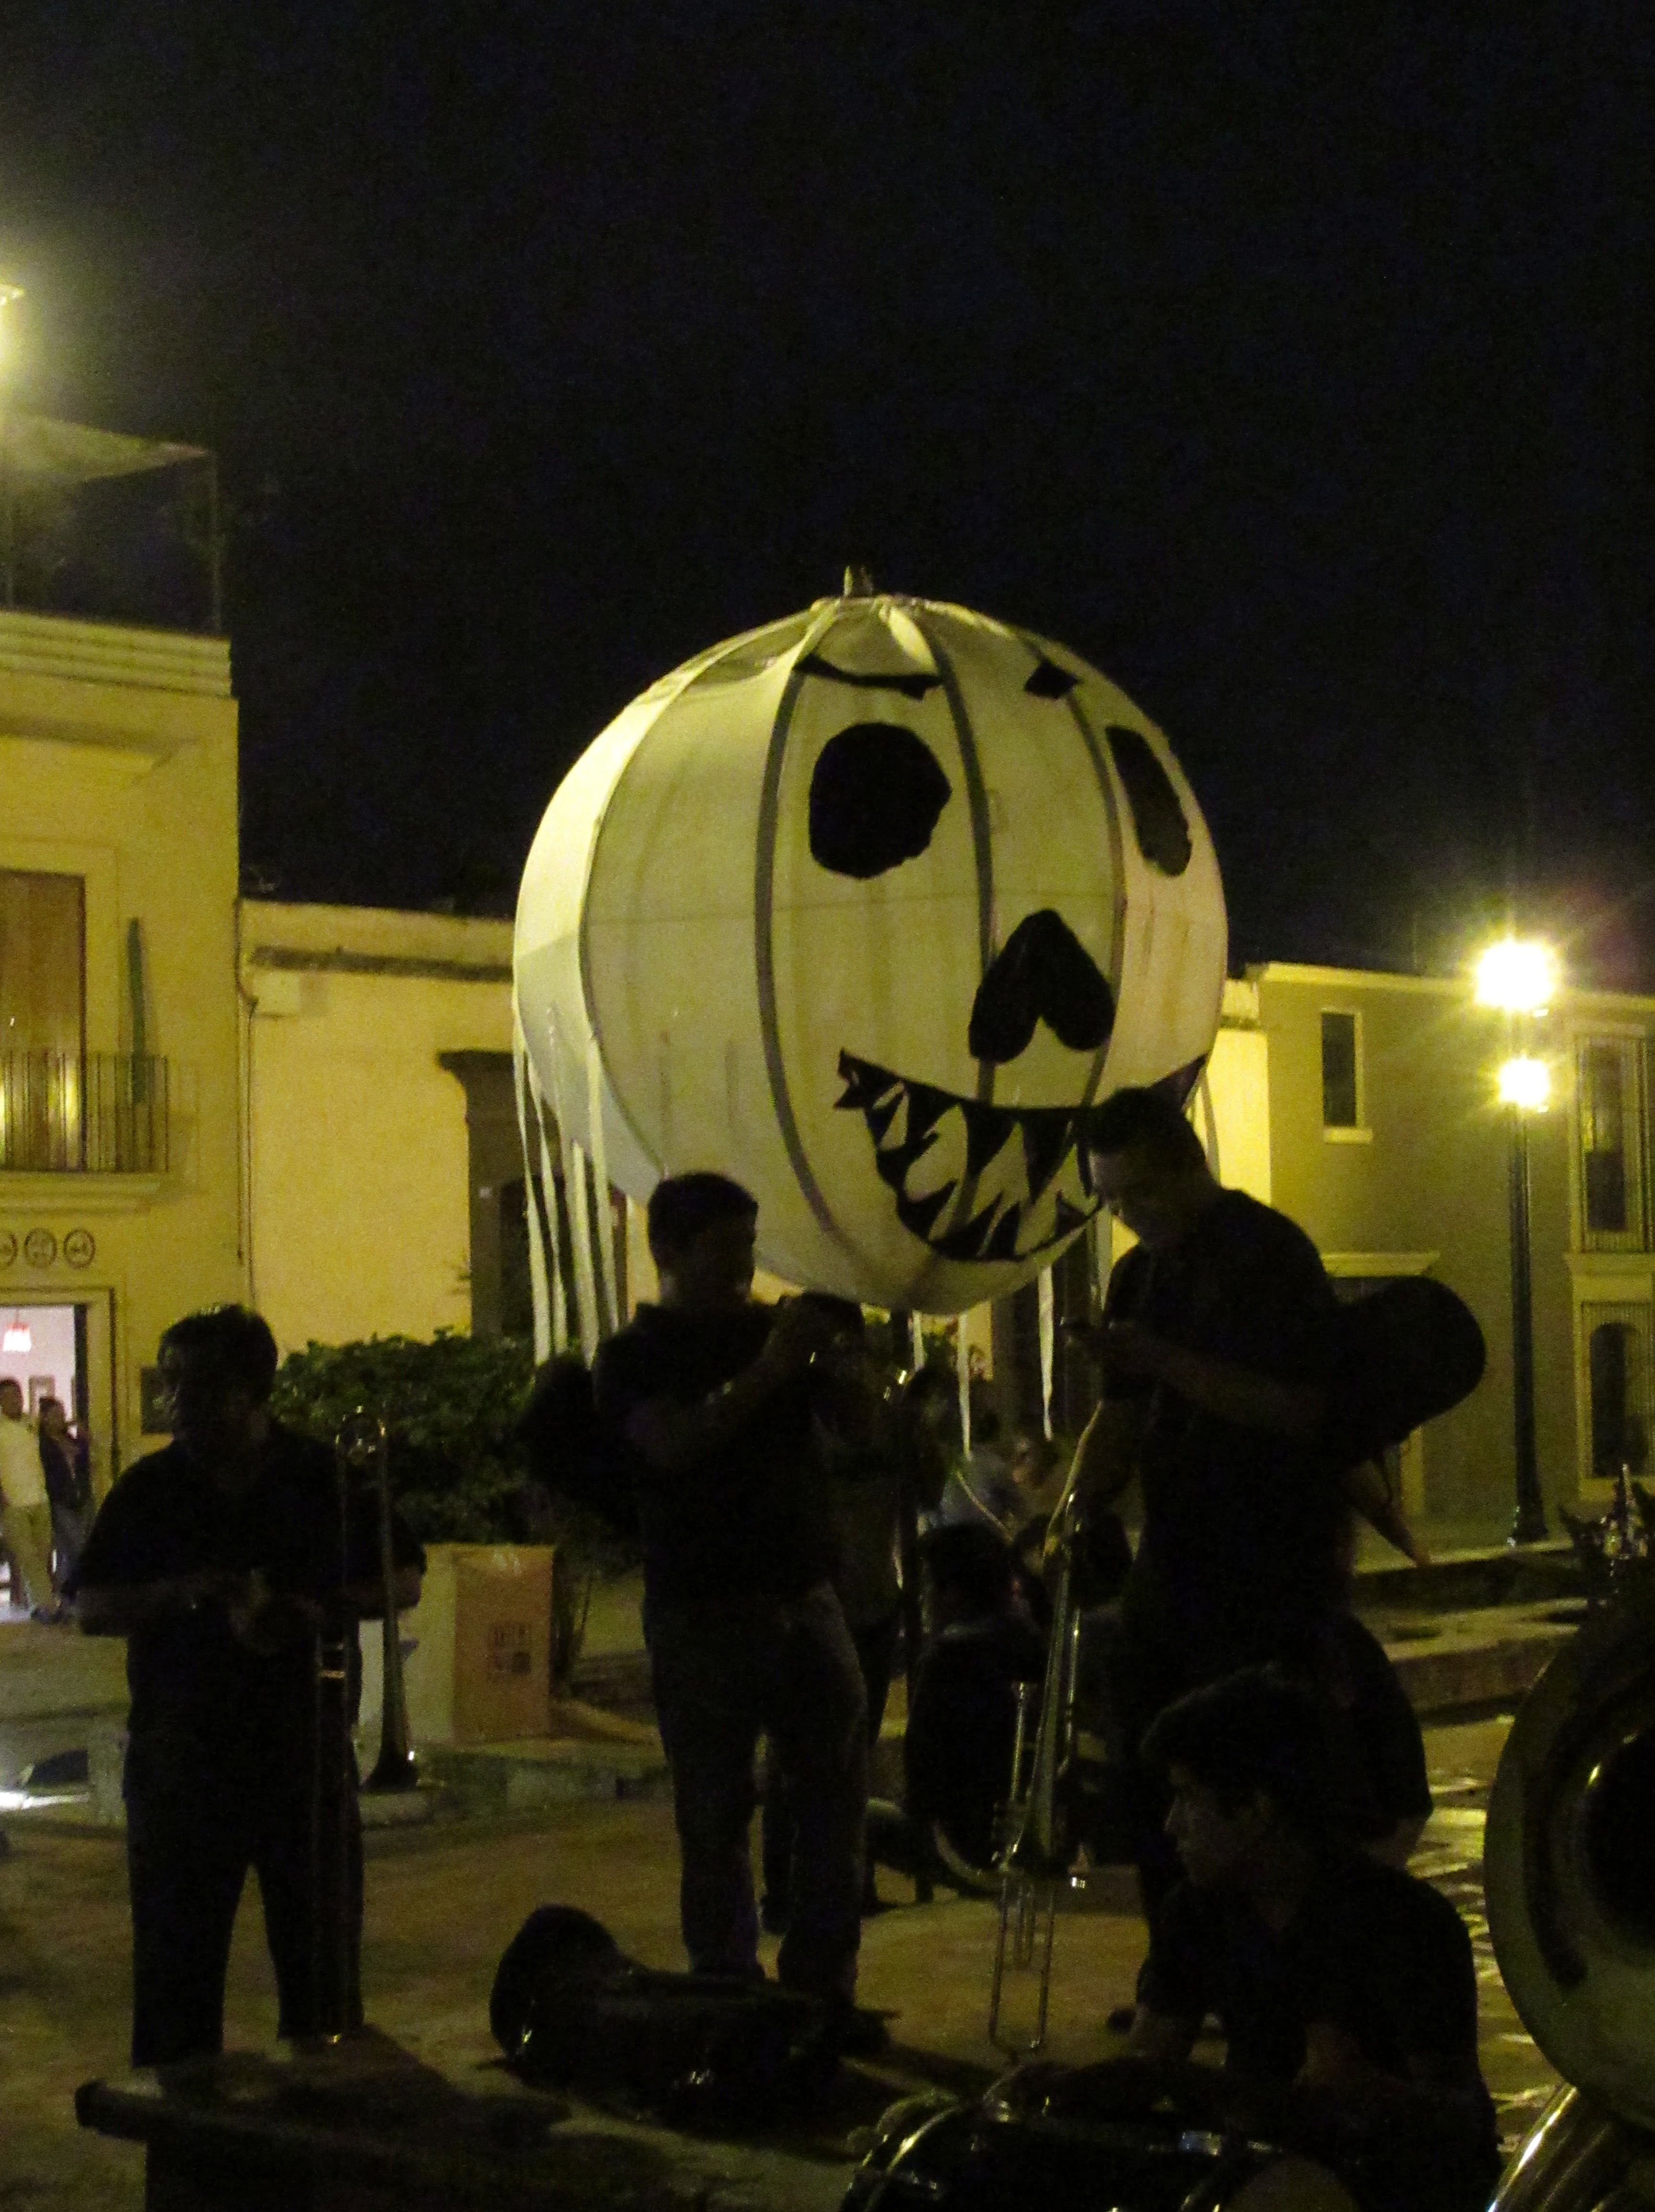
[1476,939,1556,1545]
[0,281,23,610]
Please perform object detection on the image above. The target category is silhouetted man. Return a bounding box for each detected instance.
[1064,1086,1344,1907]
[1127,1669,1498,2212]
[594,1174,871,2040]
[76,1305,423,2065]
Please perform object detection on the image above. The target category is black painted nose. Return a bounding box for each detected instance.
[967,909,1116,1065]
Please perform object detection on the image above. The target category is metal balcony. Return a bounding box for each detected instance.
[0,1053,170,1174]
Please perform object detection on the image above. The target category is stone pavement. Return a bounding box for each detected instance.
[0,1711,1557,2212]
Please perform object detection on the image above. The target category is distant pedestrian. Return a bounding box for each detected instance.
[38,1397,91,1601]
[0,1380,57,1620]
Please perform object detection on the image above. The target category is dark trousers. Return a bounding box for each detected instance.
[648,1582,867,2003]
[125,1724,363,2067]
[762,1610,898,1915]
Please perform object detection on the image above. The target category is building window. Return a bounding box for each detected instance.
[1577,1037,1646,1250]
[1584,1303,1654,1478]
[0,870,86,1055]
[1321,1010,1362,1133]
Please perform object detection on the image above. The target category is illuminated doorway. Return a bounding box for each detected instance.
[0,1302,88,1617]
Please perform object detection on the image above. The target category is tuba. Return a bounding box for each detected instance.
[1484,1589,1655,2212]
[987,1492,1087,2053]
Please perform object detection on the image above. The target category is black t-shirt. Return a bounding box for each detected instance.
[1143,1851,1498,2212]
[904,1613,1046,1868]
[592,1303,833,1616]
[1326,1612,1433,1838]
[1144,1847,1484,2082]
[1108,1190,1342,1664]
[76,1422,424,1757]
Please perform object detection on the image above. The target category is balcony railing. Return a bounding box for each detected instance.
[0,1053,170,1174]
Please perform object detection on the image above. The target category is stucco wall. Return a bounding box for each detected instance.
[0,618,245,1486]
[1254,966,1582,1523]
[242,902,513,1354]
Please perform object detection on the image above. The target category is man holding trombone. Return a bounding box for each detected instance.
[75,1305,424,2066]
[1061,1087,1345,1916]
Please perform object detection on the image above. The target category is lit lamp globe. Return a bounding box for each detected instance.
[1475,938,1557,1016]
[1497,1056,1551,1113]
[513,588,1228,1313]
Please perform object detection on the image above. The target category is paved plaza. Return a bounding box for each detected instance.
[0,1705,1558,2212]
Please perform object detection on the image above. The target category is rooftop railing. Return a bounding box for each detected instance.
[0,1052,170,1174]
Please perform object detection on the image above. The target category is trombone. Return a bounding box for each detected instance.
[987,1493,1086,2053]
[335,1410,417,1793]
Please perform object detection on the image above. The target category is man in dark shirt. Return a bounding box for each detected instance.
[592,1174,869,2023]
[1128,1669,1499,2212]
[1063,1086,1345,1906]
[75,1305,423,2066]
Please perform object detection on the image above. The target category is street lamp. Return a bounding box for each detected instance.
[0,281,22,611]
[1476,938,1556,1545]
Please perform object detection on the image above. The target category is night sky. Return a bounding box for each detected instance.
[3,5,1652,984]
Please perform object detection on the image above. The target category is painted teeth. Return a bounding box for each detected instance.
[836,1051,1101,1265]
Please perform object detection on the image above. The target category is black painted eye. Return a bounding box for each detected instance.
[809,722,953,878]
[1106,725,1192,876]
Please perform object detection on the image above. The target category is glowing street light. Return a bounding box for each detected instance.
[1476,937,1557,1016]
[1478,936,1557,1545]
[1497,1055,1551,1114]
[0,282,20,611]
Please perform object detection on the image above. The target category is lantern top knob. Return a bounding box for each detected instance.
[841,564,876,598]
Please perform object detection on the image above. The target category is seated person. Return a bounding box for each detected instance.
[867,1522,1045,1884]
[1123,1669,1498,2212]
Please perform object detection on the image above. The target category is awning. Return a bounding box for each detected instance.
[0,412,210,485]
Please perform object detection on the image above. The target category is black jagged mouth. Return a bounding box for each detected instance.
[836,1050,1102,1266]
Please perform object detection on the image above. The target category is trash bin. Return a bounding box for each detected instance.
[368,1543,555,1748]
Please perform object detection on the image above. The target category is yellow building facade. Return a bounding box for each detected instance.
[1,420,1642,1540]
[239,901,515,1352]
[0,608,245,1491]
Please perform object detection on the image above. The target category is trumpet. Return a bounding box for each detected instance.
[987,1493,1086,2054]
[334,1410,417,1794]
[310,1419,360,2041]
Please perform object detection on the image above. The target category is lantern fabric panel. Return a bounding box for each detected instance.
[514,590,1227,1314]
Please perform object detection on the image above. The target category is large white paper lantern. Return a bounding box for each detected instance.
[514,588,1226,1315]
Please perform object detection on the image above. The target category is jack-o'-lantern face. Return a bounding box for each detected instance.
[515,592,1226,1313]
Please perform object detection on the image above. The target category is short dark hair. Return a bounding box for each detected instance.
[646,1172,758,1259]
[920,1522,1016,1618]
[157,1306,280,1403]
[1086,1085,1206,1172]
[1141,1668,1334,1838]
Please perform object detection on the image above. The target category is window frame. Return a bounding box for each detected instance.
[1573,1029,1648,1254]
[1578,1296,1655,1493]
[1319,1005,1371,1143]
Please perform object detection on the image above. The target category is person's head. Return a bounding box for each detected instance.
[921,1521,1017,1630]
[0,1378,22,1421]
[37,1395,68,1439]
[1084,1086,1214,1248]
[1010,1432,1059,1496]
[156,1305,279,1466]
[1143,1668,1334,1891]
[646,1173,759,1311]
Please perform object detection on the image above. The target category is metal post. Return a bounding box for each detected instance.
[1508,1104,1548,1543]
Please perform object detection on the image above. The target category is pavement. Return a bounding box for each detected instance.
[0,1710,1553,2212]
[0,1531,1590,1826]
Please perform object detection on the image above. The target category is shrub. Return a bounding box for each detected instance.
[269,1332,638,1580]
